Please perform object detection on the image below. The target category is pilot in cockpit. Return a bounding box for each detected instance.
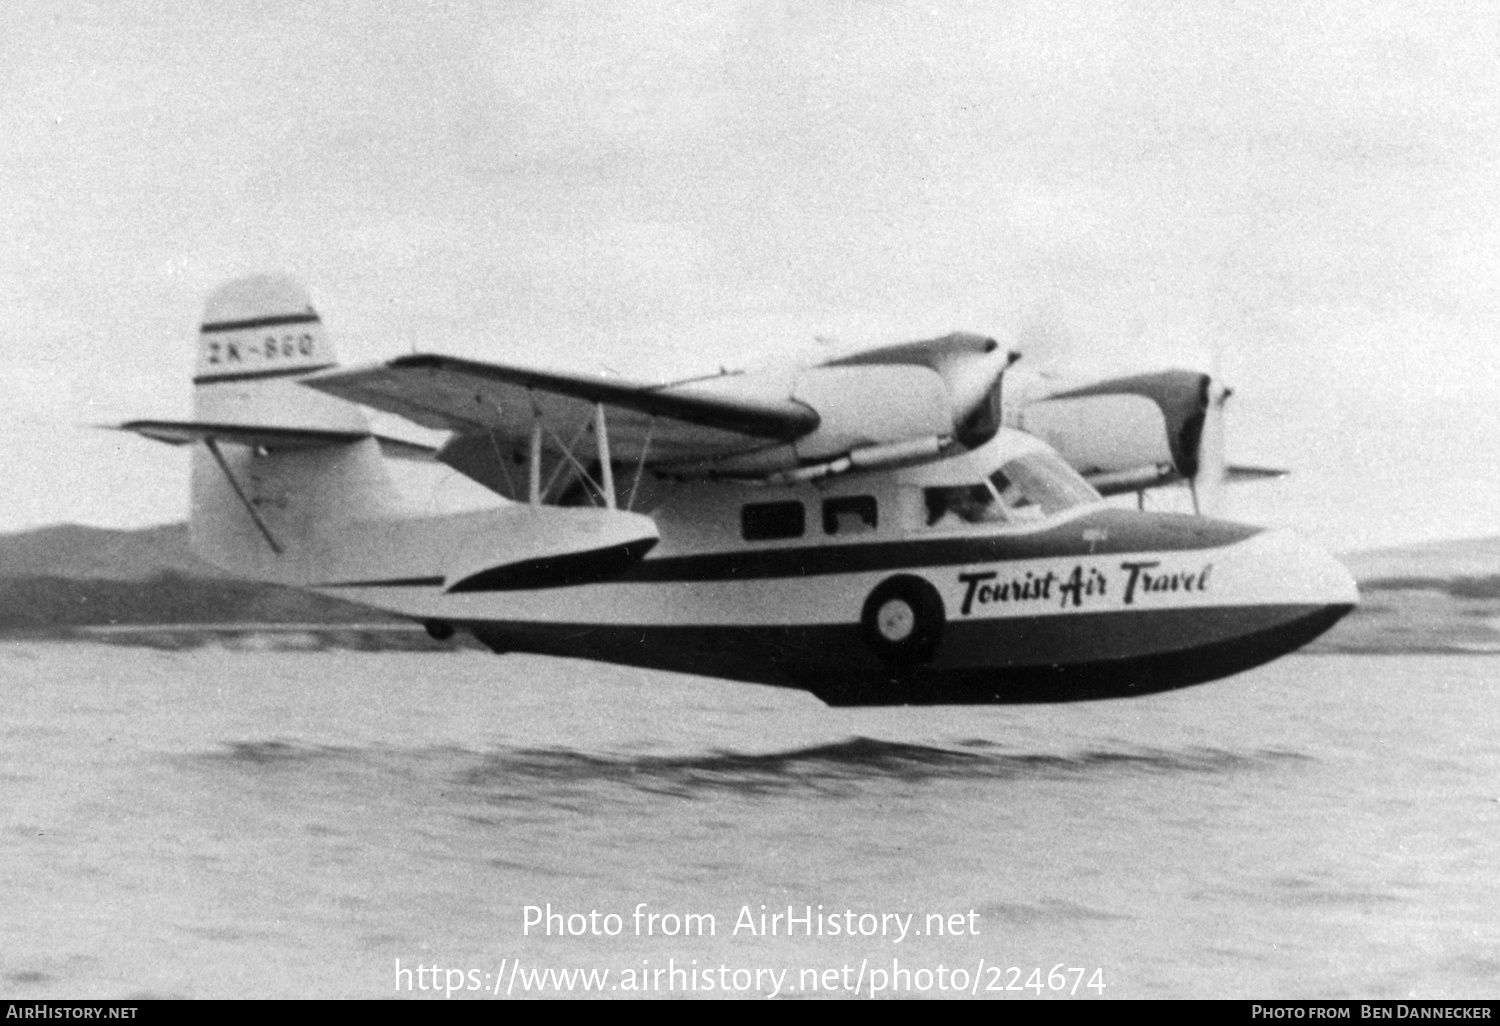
[925,471,1037,528]
[926,483,1005,527]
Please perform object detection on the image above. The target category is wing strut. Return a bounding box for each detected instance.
[203,438,283,554]
[594,404,616,511]
[526,400,624,509]
[528,412,543,506]
[626,418,656,512]
[537,416,595,503]
[511,399,655,510]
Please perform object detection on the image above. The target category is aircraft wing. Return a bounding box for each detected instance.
[303,354,820,468]
[303,341,1017,498]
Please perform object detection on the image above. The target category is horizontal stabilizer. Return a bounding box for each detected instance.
[1227,465,1288,483]
[116,420,435,460]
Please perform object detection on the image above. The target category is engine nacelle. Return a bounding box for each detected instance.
[693,342,1016,478]
[1009,370,1216,494]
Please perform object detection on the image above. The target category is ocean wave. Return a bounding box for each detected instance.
[202,736,1310,799]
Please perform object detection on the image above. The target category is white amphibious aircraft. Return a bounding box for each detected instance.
[122,276,1356,705]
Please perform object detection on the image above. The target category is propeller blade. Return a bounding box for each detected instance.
[955,348,1021,447]
[1190,378,1230,516]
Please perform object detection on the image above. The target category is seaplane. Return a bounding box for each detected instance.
[120,276,1357,705]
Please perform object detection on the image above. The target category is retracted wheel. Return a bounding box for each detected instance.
[861,575,945,664]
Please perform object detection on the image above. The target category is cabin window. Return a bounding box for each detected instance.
[822,495,878,535]
[741,501,805,541]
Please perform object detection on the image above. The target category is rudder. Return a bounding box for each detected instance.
[193,275,368,434]
[186,276,400,581]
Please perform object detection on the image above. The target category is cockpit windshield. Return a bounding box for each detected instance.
[997,451,1100,514]
[925,450,1100,526]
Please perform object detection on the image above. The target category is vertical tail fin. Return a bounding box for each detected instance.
[185,276,399,580]
[123,276,661,597]
[193,275,369,433]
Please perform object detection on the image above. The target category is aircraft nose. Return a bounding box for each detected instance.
[1242,528,1360,610]
[1132,516,1358,614]
[1126,522,1360,678]
[1190,525,1358,654]
[1307,540,1360,610]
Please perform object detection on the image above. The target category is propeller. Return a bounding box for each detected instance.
[1187,376,1230,516]
[955,349,1022,447]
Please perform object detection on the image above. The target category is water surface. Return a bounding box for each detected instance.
[1,645,1496,998]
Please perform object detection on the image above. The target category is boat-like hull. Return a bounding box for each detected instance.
[318,509,1358,706]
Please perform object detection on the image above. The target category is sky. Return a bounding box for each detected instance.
[3,0,1497,552]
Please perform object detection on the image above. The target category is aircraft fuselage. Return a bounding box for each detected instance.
[308,438,1357,706]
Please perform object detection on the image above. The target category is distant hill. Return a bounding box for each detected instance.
[1315,536,1500,654]
[0,522,410,642]
[0,522,224,580]
[1340,536,1500,583]
[0,572,400,632]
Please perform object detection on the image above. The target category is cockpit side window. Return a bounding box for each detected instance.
[925,484,1006,526]
[822,495,877,535]
[741,501,805,541]
[924,451,1100,528]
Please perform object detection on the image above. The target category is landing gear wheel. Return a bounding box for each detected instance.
[861,575,945,665]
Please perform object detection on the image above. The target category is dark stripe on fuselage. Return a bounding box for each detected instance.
[314,575,446,589]
[447,538,659,592]
[200,314,321,333]
[193,363,336,385]
[622,509,1259,584]
[311,510,1256,593]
